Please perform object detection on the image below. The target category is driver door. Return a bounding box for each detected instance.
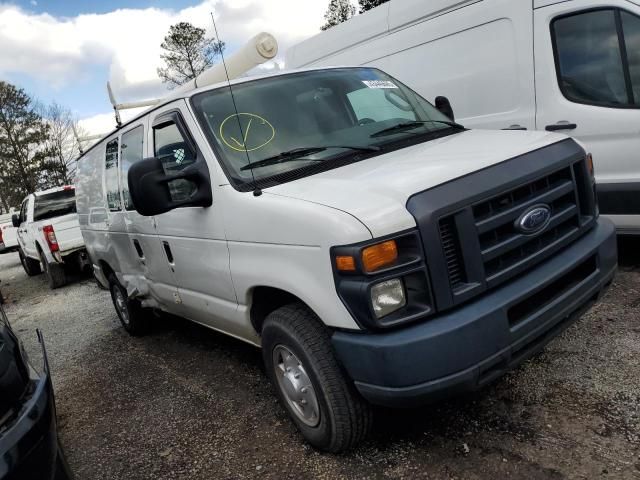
[534,2,640,225]
[147,101,240,337]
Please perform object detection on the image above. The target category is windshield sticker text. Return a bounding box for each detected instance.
[362,80,398,89]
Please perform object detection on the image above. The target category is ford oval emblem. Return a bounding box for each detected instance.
[515,204,552,235]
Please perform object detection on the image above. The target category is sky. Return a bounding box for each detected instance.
[0,0,330,136]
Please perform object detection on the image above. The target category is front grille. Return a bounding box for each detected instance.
[474,166,579,283]
[438,160,595,297]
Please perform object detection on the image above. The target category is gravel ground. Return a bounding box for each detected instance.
[0,239,639,480]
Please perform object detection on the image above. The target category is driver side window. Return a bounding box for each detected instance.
[153,119,197,203]
[552,8,640,107]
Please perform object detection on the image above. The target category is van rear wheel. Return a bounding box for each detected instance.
[40,251,67,289]
[19,249,41,276]
[262,303,373,452]
[108,274,150,336]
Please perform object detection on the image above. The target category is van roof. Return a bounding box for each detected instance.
[76,66,363,162]
[286,0,486,69]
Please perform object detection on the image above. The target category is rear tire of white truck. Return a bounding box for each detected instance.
[262,303,373,453]
[108,274,151,336]
[39,250,67,289]
[19,249,42,276]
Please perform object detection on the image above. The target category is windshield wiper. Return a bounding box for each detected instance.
[240,145,381,171]
[370,120,465,138]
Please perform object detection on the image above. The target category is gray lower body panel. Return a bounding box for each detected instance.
[331,218,617,407]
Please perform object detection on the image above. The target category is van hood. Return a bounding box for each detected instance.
[266,130,569,238]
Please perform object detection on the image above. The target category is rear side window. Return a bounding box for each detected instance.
[153,119,196,203]
[622,11,640,103]
[105,138,121,211]
[120,126,144,211]
[552,9,640,107]
[33,189,76,222]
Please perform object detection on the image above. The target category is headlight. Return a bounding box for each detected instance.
[371,279,406,318]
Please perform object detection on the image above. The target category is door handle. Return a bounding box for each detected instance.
[163,241,174,264]
[545,122,577,132]
[132,239,144,259]
[502,124,527,131]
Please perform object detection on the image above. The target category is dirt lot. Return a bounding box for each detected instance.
[1,239,639,480]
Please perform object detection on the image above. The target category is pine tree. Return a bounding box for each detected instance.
[321,0,356,30]
[157,22,225,88]
[0,81,51,208]
[358,0,389,13]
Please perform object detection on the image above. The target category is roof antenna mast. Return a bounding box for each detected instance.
[210,12,261,197]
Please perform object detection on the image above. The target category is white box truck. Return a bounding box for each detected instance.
[286,0,640,234]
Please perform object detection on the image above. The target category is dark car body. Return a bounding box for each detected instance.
[0,303,72,480]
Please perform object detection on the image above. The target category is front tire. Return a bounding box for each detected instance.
[40,250,66,289]
[19,249,42,276]
[108,274,150,336]
[262,303,372,452]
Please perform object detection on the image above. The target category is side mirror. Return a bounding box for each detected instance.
[435,96,455,122]
[128,157,212,217]
[11,214,20,228]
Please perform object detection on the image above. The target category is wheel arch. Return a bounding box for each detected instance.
[249,286,315,335]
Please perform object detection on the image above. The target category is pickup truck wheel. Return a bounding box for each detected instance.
[108,275,150,336]
[19,249,42,276]
[262,304,373,452]
[39,251,67,289]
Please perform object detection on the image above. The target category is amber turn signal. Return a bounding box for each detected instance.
[586,153,594,177]
[362,240,398,273]
[336,255,356,272]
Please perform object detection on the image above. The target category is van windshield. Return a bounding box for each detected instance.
[191,68,462,190]
[34,189,76,222]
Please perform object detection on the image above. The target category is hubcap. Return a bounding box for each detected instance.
[272,345,320,427]
[113,287,130,325]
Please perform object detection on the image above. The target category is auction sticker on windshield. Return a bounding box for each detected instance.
[362,80,398,89]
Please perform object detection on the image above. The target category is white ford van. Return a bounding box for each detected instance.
[286,0,640,234]
[76,66,617,452]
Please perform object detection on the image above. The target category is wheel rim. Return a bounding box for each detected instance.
[112,286,130,326]
[272,345,320,427]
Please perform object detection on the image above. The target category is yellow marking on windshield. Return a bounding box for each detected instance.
[220,113,275,152]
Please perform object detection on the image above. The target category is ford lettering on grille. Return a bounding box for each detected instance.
[515,205,552,234]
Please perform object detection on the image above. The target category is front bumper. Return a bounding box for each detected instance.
[331,218,617,408]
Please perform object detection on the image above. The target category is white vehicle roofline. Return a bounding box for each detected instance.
[76,66,377,163]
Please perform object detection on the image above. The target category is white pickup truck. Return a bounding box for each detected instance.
[13,186,88,289]
[0,214,19,254]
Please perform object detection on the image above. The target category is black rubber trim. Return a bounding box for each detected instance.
[545,123,577,131]
[597,182,640,215]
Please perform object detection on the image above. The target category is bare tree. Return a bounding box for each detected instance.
[39,102,81,186]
